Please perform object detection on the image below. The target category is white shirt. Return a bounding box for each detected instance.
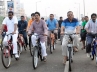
[85,19,97,34]
[2,16,18,33]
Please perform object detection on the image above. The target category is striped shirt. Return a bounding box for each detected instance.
[85,19,97,34]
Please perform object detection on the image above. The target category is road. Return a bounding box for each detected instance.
[0,40,97,72]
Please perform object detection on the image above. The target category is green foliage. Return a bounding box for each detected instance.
[0,16,4,24]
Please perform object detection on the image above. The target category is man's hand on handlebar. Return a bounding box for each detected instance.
[60,31,64,35]
[12,31,16,34]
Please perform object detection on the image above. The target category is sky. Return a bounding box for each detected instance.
[6,0,97,19]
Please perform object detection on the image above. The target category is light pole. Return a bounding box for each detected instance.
[83,0,85,16]
[75,3,80,20]
[36,1,41,11]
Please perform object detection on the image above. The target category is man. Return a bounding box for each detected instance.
[27,13,35,47]
[85,13,97,58]
[46,14,58,47]
[61,11,80,64]
[81,16,89,50]
[58,17,63,40]
[41,17,44,20]
[0,11,19,58]
[27,13,35,31]
[28,12,48,62]
[18,16,28,47]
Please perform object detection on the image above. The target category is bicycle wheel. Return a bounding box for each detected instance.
[15,43,20,61]
[1,46,11,68]
[30,41,33,56]
[33,46,38,69]
[50,42,53,54]
[68,47,72,71]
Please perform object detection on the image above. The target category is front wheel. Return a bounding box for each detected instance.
[33,46,38,69]
[68,47,72,71]
[1,46,11,68]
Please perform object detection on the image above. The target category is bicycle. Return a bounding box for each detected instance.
[63,33,75,71]
[47,30,56,54]
[90,34,97,64]
[32,33,44,69]
[1,33,20,68]
[18,30,27,53]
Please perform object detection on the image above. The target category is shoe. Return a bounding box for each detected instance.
[15,54,19,58]
[43,57,47,62]
[58,39,60,41]
[63,59,66,65]
[87,53,90,58]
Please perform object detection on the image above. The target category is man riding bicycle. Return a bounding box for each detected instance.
[28,12,48,62]
[0,11,19,58]
[18,16,28,47]
[85,13,97,59]
[61,11,80,64]
[46,14,58,48]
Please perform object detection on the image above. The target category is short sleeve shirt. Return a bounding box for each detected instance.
[2,16,18,33]
[61,18,79,33]
[46,19,58,30]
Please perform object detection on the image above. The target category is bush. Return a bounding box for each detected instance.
[0,16,4,25]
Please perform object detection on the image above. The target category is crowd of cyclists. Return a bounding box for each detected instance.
[0,10,97,68]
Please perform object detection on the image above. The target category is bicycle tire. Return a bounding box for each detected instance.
[68,47,72,71]
[33,46,38,69]
[29,41,33,56]
[15,42,20,61]
[50,42,53,54]
[1,46,11,68]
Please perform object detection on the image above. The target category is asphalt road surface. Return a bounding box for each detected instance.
[0,40,97,72]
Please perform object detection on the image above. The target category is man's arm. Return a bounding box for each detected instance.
[75,21,80,34]
[28,22,34,34]
[24,21,28,31]
[26,20,31,32]
[61,22,65,34]
[0,18,6,34]
[55,20,58,29]
[13,16,18,33]
[85,21,89,33]
[43,21,48,35]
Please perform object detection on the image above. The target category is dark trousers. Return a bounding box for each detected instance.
[58,28,60,39]
[86,34,95,53]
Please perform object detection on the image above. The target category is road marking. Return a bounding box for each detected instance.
[64,61,69,72]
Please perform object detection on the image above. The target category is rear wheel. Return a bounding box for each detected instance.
[50,42,53,54]
[68,47,72,71]
[33,46,38,69]
[1,46,11,68]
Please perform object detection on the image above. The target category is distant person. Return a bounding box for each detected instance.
[41,17,44,20]
[58,17,63,40]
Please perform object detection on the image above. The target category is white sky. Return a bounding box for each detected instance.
[6,0,97,19]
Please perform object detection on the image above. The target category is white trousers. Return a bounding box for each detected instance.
[31,35,47,57]
[3,34,18,54]
[62,35,78,56]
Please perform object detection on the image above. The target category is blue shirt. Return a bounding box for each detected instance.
[18,20,28,33]
[61,18,79,32]
[46,19,58,30]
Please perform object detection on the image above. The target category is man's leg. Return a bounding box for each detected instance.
[12,34,19,58]
[23,32,28,46]
[3,35,8,47]
[62,35,69,64]
[31,35,37,47]
[40,42,47,61]
[58,28,60,40]
[73,35,79,52]
[86,36,93,53]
